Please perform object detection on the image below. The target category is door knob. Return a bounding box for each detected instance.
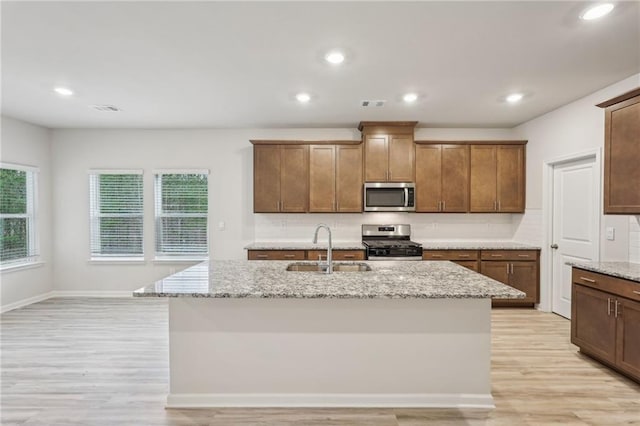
[550,244,559,249]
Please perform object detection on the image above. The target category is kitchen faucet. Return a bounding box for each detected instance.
[312,224,332,274]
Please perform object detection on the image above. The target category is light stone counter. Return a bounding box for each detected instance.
[134,260,525,299]
[419,241,541,250]
[567,261,640,283]
[244,242,365,250]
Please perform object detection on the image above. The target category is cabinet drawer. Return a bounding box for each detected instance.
[307,250,365,261]
[248,250,306,260]
[572,268,640,303]
[481,250,538,261]
[423,250,479,260]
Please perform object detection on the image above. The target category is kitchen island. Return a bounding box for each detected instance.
[134,260,524,408]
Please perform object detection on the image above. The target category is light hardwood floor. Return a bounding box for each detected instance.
[1,298,638,425]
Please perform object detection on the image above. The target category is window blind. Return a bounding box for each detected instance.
[154,172,208,257]
[89,171,143,258]
[0,166,38,264]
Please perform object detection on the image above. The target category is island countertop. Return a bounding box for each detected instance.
[133,260,525,299]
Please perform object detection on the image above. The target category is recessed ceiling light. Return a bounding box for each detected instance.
[54,87,74,96]
[325,50,345,65]
[505,93,524,104]
[580,3,615,20]
[296,92,311,103]
[403,93,418,103]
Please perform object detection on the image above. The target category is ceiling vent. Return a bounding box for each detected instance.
[361,100,386,107]
[91,104,121,112]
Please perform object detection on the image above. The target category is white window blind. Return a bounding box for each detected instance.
[89,171,144,258]
[154,172,208,257]
[0,165,38,265]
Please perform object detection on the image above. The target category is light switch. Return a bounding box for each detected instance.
[218,221,226,231]
[606,227,615,241]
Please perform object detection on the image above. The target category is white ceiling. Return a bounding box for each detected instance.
[2,1,639,129]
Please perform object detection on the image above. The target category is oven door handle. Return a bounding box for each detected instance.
[404,187,409,207]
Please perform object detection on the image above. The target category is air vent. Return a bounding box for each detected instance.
[361,100,386,107]
[91,104,121,112]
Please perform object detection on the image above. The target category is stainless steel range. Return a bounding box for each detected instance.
[362,224,423,261]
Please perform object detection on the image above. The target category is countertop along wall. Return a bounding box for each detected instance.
[0,116,53,311]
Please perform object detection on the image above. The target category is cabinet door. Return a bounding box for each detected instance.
[604,97,640,213]
[364,135,388,182]
[616,297,640,380]
[470,145,497,212]
[309,145,336,212]
[253,145,281,212]
[480,261,509,284]
[280,145,309,212]
[336,145,363,212]
[496,145,525,212]
[509,261,538,303]
[415,145,442,212]
[441,145,470,212]
[571,284,617,364]
[388,134,414,181]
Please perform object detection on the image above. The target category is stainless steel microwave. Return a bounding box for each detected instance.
[364,182,416,212]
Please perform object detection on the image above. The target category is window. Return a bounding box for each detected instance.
[0,164,38,267]
[154,171,208,259]
[89,170,144,259]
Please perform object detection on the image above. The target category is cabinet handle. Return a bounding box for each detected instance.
[431,254,443,258]
[458,254,470,258]
[633,291,640,295]
[494,201,497,211]
[517,254,530,258]
[490,254,503,257]
[615,300,620,318]
[284,254,295,258]
[607,298,612,316]
[498,200,501,211]
[343,254,355,259]
[580,277,596,283]
[506,264,510,274]
[277,200,281,211]
[510,263,514,274]
[256,254,268,259]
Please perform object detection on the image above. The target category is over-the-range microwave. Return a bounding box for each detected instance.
[364,182,415,212]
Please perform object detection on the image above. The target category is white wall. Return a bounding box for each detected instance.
[1,116,53,310]
[514,73,640,263]
[51,127,522,292]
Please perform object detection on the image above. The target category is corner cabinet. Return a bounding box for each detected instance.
[571,268,640,383]
[470,143,526,213]
[253,143,309,213]
[597,88,640,214]
[415,143,470,212]
[359,121,417,182]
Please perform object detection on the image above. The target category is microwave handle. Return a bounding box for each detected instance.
[404,187,409,207]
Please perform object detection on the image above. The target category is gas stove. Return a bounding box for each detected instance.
[362,224,423,261]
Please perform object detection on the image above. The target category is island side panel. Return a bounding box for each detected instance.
[167,297,492,408]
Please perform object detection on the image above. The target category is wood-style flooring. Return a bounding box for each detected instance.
[1,298,639,425]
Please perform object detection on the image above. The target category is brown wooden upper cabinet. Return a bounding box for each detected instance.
[359,121,417,182]
[469,143,526,213]
[597,88,640,214]
[415,143,469,212]
[309,144,363,212]
[252,143,309,213]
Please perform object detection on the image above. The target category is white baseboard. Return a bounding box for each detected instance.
[1,291,55,313]
[165,393,495,409]
[1,291,135,313]
[51,291,133,298]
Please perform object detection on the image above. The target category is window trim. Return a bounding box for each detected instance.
[0,163,39,269]
[88,169,144,260]
[153,170,209,260]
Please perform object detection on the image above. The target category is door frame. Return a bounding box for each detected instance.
[541,148,601,313]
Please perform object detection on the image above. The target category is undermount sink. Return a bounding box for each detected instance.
[286,262,372,272]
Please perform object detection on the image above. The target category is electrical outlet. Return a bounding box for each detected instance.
[606,227,615,241]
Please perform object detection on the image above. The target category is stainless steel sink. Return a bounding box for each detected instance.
[286,262,372,272]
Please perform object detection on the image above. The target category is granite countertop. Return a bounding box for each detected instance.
[419,241,541,250]
[134,260,525,299]
[568,261,640,283]
[245,242,365,250]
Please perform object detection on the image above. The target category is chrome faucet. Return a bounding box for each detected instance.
[312,223,332,274]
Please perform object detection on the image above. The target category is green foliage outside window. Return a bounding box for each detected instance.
[0,169,29,262]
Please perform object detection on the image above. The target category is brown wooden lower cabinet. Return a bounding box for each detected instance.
[248,249,365,261]
[571,268,640,383]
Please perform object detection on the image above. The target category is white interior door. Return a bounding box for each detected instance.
[551,156,600,318]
